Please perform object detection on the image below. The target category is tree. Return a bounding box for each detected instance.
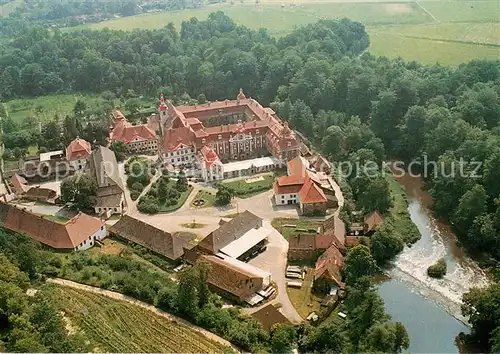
[73,99,87,117]
[357,176,393,214]
[270,324,297,353]
[195,260,210,308]
[216,185,235,205]
[453,184,488,234]
[197,93,207,104]
[343,245,376,285]
[371,224,404,265]
[109,141,127,162]
[176,266,199,318]
[321,125,344,160]
[125,97,141,115]
[0,102,7,119]
[462,282,500,352]
[40,120,62,151]
[62,115,83,144]
[60,174,97,211]
[175,173,188,193]
[300,322,348,353]
[360,322,409,353]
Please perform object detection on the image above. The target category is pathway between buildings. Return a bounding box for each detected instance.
[47,278,239,352]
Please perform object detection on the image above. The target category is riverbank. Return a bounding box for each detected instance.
[377,173,490,352]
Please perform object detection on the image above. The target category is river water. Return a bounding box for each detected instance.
[377,174,489,353]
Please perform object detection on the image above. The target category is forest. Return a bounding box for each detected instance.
[0,11,499,352]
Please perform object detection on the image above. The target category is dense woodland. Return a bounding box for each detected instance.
[0,10,500,352]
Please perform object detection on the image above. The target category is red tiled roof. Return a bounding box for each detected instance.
[316,233,335,250]
[273,181,302,195]
[199,146,220,168]
[314,244,344,287]
[10,173,28,194]
[287,156,307,178]
[109,110,157,144]
[299,178,328,204]
[0,203,104,249]
[276,175,305,186]
[162,126,195,152]
[345,236,362,246]
[65,138,91,161]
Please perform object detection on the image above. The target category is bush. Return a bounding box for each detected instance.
[131,182,144,192]
[427,258,447,278]
[130,190,140,201]
[138,201,160,214]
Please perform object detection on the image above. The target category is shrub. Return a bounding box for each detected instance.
[130,190,140,201]
[427,258,447,278]
[138,201,160,214]
[131,182,144,192]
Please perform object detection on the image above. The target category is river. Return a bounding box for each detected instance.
[377,174,489,353]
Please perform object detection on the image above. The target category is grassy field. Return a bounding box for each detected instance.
[51,286,229,353]
[71,0,500,65]
[0,0,22,17]
[286,268,323,319]
[222,173,276,198]
[271,217,323,239]
[191,189,216,208]
[4,94,100,124]
[159,184,193,212]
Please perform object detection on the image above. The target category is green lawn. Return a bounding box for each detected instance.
[38,214,70,224]
[191,189,216,208]
[4,94,100,124]
[221,173,275,198]
[418,0,500,23]
[386,174,420,244]
[271,217,323,239]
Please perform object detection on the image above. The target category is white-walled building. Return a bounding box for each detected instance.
[65,138,92,171]
[197,146,224,182]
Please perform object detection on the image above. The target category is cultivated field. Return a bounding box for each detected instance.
[52,286,230,353]
[71,0,500,65]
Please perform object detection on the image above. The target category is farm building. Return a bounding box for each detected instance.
[313,243,344,293]
[10,174,29,195]
[184,210,272,301]
[110,215,193,260]
[24,186,58,203]
[0,202,106,251]
[65,137,92,171]
[200,254,271,301]
[347,210,384,236]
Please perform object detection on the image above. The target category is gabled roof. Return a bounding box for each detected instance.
[198,210,262,254]
[89,146,124,190]
[201,254,262,298]
[25,186,57,200]
[162,126,195,153]
[10,174,28,194]
[314,244,344,287]
[199,146,221,168]
[299,178,328,204]
[0,203,104,249]
[276,175,305,186]
[66,138,91,161]
[109,110,157,144]
[287,156,308,178]
[273,181,302,195]
[288,234,316,250]
[365,210,383,232]
[110,215,191,260]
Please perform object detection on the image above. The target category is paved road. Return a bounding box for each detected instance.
[245,220,303,323]
[47,278,239,352]
[328,176,346,244]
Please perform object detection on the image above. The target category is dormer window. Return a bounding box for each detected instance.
[218,134,222,140]
[287,141,292,147]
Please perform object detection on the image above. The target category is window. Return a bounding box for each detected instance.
[114,208,117,212]
[218,134,222,140]
[256,129,259,134]
[202,138,206,144]
[101,226,104,230]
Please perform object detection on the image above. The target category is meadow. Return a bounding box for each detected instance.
[51,286,229,353]
[5,94,100,124]
[70,0,500,65]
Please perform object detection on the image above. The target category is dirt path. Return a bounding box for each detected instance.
[47,278,240,352]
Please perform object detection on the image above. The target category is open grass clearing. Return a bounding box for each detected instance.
[4,94,101,125]
[71,1,432,34]
[37,214,70,224]
[51,286,230,353]
[368,31,500,65]
[0,0,22,17]
[418,0,500,23]
[370,22,500,45]
[191,189,216,208]
[271,217,323,239]
[222,172,275,198]
[286,268,323,319]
